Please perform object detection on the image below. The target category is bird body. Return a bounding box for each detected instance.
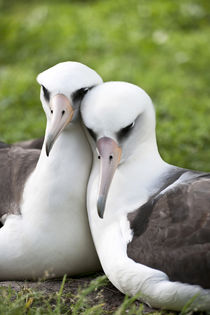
[0,124,97,279]
[81,82,210,310]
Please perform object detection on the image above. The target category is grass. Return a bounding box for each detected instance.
[0,275,146,315]
[1,274,206,315]
[0,0,210,313]
[0,0,210,170]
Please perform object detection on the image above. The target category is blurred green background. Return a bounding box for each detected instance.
[0,0,210,170]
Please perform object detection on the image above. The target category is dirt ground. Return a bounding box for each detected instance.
[0,273,158,314]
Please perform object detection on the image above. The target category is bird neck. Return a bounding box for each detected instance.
[21,120,92,216]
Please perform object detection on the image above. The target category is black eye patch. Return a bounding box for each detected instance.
[41,85,50,102]
[72,87,89,103]
[117,122,135,140]
[86,127,97,141]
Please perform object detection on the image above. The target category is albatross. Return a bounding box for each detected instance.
[81,81,210,311]
[0,61,102,280]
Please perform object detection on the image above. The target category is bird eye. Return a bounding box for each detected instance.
[72,87,89,103]
[87,127,96,140]
[41,85,50,102]
[117,122,135,140]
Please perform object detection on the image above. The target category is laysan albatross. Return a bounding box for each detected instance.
[81,81,210,311]
[0,61,102,280]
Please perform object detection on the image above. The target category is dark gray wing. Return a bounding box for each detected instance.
[0,145,40,222]
[127,172,210,289]
[0,142,11,149]
[14,137,44,150]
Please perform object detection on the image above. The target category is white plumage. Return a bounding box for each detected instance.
[81,81,210,311]
[0,62,102,280]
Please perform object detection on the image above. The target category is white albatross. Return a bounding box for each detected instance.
[0,61,102,280]
[81,81,210,311]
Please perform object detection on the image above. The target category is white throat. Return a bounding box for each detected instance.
[22,121,90,215]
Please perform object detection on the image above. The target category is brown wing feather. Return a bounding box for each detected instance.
[14,137,44,150]
[0,146,40,221]
[127,174,210,288]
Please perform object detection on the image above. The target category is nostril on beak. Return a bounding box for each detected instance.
[109,155,113,161]
[98,155,101,160]
[61,110,65,116]
[51,110,53,114]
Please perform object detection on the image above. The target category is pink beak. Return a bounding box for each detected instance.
[96,137,121,218]
[45,94,74,156]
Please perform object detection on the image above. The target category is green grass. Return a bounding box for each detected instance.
[0,0,210,313]
[1,275,205,315]
[0,0,210,171]
[0,275,147,315]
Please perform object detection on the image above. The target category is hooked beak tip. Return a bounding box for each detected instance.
[45,135,53,157]
[97,195,106,219]
[46,146,50,157]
